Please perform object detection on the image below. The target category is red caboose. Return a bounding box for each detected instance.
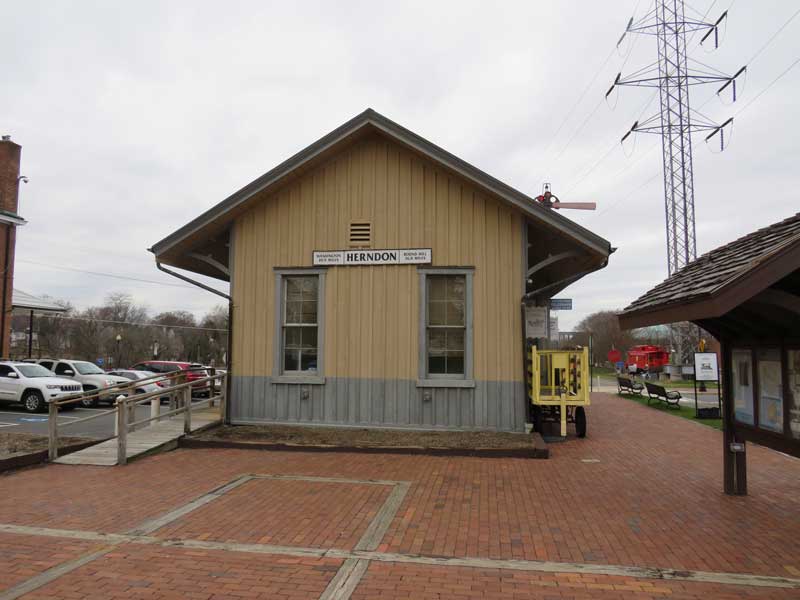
[626,345,670,374]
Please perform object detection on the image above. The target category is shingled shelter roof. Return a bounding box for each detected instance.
[619,212,800,334]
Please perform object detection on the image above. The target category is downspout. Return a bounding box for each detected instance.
[1,224,10,357]
[155,261,232,424]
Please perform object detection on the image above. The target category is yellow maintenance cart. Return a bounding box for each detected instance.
[527,346,590,438]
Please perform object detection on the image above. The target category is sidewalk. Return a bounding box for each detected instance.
[594,376,721,408]
[0,392,797,599]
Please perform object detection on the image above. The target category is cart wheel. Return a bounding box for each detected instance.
[575,406,587,438]
[532,405,543,433]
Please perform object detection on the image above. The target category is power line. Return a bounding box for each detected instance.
[17,259,225,292]
[539,0,643,173]
[539,47,617,160]
[594,171,662,218]
[688,0,718,47]
[551,98,605,163]
[745,6,800,68]
[556,0,736,194]
[43,314,227,332]
[734,56,800,118]
[696,3,798,112]
[599,57,799,218]
[562,141,618,196]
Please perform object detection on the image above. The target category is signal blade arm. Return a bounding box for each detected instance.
[550,201,596,211]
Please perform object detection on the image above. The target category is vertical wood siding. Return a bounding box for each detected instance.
[232,134,523,383]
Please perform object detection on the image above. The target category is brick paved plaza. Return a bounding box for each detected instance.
[0,392,798,599]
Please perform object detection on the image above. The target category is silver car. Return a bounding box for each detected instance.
[106,369,170,402]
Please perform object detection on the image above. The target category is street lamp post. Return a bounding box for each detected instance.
[115,334,122,367]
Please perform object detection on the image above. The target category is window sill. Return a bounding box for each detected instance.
[416,379,475,389]
[272,375,326,385]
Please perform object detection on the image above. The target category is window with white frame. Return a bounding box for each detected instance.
[281,275,320,373]
[422,272,471,379]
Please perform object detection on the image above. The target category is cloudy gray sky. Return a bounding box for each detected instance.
[2,0,798,330]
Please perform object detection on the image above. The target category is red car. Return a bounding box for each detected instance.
[129,361,211,395]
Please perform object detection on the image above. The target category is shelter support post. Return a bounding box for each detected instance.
[721,340,747,495]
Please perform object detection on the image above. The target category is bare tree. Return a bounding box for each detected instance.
[575,310,639,366]
[200,304,229,367]
[9,291,229,367]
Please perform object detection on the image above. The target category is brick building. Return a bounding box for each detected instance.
[0,136,27,357]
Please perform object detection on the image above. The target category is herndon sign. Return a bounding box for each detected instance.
[313,248,432,266]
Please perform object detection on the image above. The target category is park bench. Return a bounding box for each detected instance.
[617,376,644,396]
[644,381,682,408]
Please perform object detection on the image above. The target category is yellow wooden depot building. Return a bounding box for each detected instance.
[151,109,612,432]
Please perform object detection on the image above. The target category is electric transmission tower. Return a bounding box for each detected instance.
[608,0,744,276]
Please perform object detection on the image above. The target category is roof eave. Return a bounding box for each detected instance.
[151,109,611,262]
[620,238,800,330]
[618,296,716,330]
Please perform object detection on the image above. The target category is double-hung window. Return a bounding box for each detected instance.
[418,269,473,386]
[274,270,325,382]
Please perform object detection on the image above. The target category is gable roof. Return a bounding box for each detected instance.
[12,289,67,313]
[150,108,612,263]
[619,212,800,329]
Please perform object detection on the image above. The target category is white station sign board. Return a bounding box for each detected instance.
[694,352,719,382]
[525,306,548,339]
[313,248,432,266]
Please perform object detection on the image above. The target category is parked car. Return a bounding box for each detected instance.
[107,369,171,402]
[37,359,131,407]
[128,361,211,396]
[0,362,83,413]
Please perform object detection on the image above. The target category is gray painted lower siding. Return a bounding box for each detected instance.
[230,376,527,432]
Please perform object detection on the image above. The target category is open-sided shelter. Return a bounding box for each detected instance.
[11,289,67,358]
[619,212,800,494]
[151,109,612,432]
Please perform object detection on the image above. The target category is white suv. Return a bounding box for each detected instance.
[0,362,83,413]
[38,359,130,408]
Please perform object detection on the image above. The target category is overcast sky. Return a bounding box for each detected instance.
[2,0,798,330]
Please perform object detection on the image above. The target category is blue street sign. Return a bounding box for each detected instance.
[97,358,104,365]
[550,298,573,310]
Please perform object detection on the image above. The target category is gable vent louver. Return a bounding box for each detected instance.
[349,221,372,247]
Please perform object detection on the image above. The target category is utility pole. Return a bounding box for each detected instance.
[609,1,743,275]
[607,0,744,366]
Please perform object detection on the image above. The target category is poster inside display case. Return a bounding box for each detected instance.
[789,350,800,440]
[757,348,784,433]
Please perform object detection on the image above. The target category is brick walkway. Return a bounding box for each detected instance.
[0,392,798,599]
